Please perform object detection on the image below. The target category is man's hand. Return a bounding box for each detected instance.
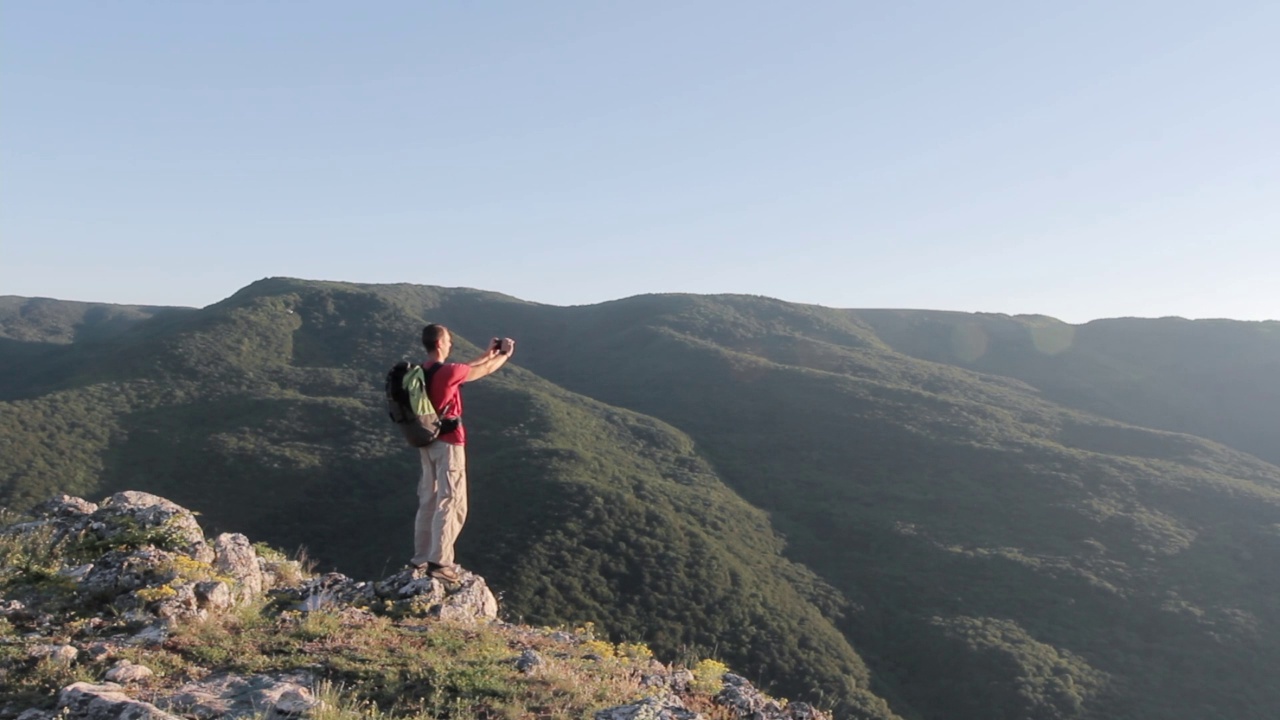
[466,336,515,382]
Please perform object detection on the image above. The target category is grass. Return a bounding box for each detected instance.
[132,608,748,719]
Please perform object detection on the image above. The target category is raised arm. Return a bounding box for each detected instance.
[464,338,515,382]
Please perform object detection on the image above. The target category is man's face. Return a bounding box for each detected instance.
[438,329,452,359]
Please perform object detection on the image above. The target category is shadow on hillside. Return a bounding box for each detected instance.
[0,337,77,400]
[96,394,417,579]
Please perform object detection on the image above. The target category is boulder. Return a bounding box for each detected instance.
[93,492,214,563]
[30,644,78,664]
[373,566,498,620]
[105,659,155,684]
[515,649,544,674]
[194,581,233,611]
[212,533,263,601]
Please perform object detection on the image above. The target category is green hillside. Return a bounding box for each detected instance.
[853,310,1280,466]
[0,281,896,717]
[3,279,1279,719]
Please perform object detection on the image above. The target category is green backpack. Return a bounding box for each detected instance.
[385,361,445,447]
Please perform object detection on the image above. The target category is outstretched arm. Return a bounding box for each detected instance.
[464,338,515,382]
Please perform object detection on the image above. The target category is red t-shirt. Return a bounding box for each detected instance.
[426,362,469,445]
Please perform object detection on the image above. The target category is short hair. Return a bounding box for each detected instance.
[422,324,449,352]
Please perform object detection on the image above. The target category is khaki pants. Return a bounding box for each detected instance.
[412,441,467,567]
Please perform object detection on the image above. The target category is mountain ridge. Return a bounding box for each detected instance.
[3,279,1278,719]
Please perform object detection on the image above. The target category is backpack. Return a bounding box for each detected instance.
[385,361,446,447]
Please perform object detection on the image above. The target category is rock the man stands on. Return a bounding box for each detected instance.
[412,324,514,582]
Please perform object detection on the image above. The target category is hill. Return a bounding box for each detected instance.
[852,310,1280,466]
[3,279,1279,719]
[0,281,894,717]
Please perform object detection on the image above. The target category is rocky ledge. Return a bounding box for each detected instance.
[1,492,828,720]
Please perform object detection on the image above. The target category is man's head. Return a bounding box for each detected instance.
[422,324,452,360]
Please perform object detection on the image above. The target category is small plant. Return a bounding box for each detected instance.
[295,610,344,641]
[0,519,66,582]
[692,658,730,694]
[582,639,616,660]
[74,517,190,555]
[616,642,654,661]
[136,584,179,603]
[253,542,288,562]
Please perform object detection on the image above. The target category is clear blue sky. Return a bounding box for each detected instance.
[3,1,1276,322]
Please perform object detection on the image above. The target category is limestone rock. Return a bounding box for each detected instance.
[515,649,544,674]
[714,674,828,720]
[267,688,323,718]
[194,580,233,611]
[105,659,155,683]
[30,644,78,664]
[373,566,498,621]
[294,573,376,612]
[34,494,98,519]
[84,642,117,662]
[435,570,499,621]
[595,695,703,720]
[287,566,498,621]
[213,533,263,600]
[161,671,315,720]
[56,682,182,720]
[131,624,168,646]
[153,583,204,624]
[94,492,214,563]
[717,674,780,718]
[79,548,180,600]
[642,668,694,693]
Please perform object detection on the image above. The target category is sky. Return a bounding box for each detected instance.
[2,1,1277,323]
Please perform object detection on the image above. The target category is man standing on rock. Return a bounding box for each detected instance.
[411,324,514,582]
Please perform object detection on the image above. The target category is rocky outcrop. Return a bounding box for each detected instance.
[56,683,182,720]
[15,492,280,627]
[43,492,215,564]
[595,695,703,720]
[282,566,498,621]
[716,674,830,720]
[159,671,318,720]
[592,674,831,720]
[3,492,828,720]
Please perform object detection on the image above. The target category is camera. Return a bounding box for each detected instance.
[492,337,508,355]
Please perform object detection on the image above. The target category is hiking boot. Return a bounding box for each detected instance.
[427,563,460,583]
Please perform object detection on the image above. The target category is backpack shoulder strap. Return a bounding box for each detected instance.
[421,362,454,416]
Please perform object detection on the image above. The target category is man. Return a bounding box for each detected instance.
[411,323,515,582]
